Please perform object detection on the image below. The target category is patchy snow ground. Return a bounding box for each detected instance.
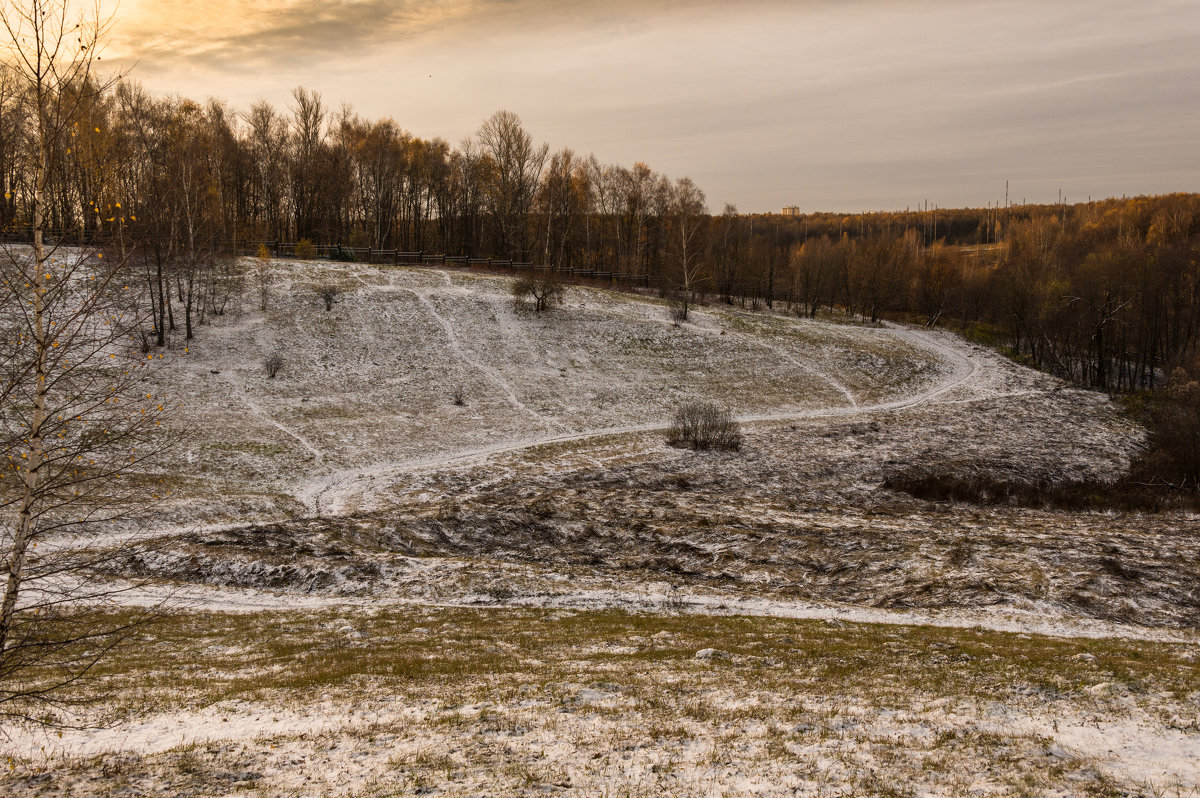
[4,607,1198,797]
[5,261,1195,797]
[141,262,948,522]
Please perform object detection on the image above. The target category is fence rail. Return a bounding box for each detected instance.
[232,240,651,287]
[0,229,653,288]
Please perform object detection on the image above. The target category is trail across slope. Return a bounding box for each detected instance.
[404,287,565,431]
[222,370,325,464]
[300,321,979,515]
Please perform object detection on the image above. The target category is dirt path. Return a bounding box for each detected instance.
[222,371,325,465]
[299,323,982,515]
[694,306,860,408]
[405,287,562,430]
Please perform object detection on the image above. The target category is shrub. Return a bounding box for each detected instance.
[667,401,742,451]
[294,238,316,259]
[1144,366,1200,489]
[880,459,1199,512]
[264,351,284,379]
[670,299,689,324]
[452,384,466,406]
[511,268,563,313]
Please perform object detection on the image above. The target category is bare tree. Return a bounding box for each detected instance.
[245,100,288,243]
[511,267,563,313]
[476,110,547,260]
[288,87,326,242]
[169,99,222,340]
[0,0,171,725]
[667,177,708,322]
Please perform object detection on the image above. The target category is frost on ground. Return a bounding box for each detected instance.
[3,609,1199,797]
[3,262,1197,796]
[110,298,1184,631]
[140,263,945,521]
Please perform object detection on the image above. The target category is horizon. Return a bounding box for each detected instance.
[92,0,1200,214]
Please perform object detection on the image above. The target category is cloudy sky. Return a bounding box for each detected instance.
[105,0,1200,213]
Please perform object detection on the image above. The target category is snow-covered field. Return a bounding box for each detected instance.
[3,261,1197,796]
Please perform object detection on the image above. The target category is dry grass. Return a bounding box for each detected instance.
[2,606,1197,796]
[12,263,1189,796]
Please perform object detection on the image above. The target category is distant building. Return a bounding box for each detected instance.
[781,205,801,216]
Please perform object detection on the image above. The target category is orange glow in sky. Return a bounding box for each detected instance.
[104,0,1200,212]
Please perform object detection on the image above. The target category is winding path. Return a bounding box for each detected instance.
[299,322,979,515]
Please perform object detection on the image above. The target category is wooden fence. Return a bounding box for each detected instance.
[238,241,650,288]
[0,229,652,289]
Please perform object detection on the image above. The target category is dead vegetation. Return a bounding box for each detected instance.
[11,261,1197,795]
[318,285,339,311]
[880,459,1192,511]
[511,267,563,313]
[2,606,1197,797]
[90,305,1193,629]
[666,401,743,451]
[263,351,283,379]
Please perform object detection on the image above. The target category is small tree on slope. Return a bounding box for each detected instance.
[511,267,563,313]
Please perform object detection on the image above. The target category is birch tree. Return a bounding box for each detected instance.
[667,177,708,321]
[0,0,170,725]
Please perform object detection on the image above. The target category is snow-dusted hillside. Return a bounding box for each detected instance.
[152,261,954,521]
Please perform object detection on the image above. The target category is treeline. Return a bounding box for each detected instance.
[1,74,1197,399]
[0,79,712,290]
[758,195,1200,394]
[649,195,1199,397]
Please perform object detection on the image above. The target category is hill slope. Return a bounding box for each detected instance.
[153,262,961,521]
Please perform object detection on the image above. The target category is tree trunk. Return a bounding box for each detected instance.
[0,88,49,655]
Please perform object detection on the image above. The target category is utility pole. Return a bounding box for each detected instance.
[1004,180,1009,243]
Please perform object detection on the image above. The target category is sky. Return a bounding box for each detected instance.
[101,0,1200,214]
